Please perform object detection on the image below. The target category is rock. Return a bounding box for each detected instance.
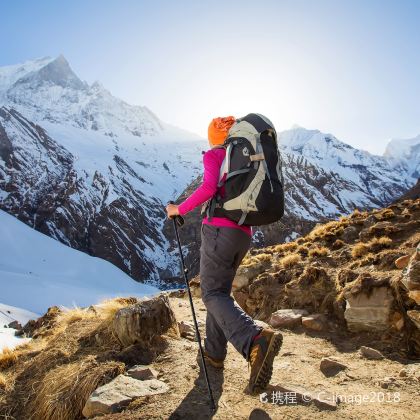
[395,254,411,269]
[320,358,347,377]
[126,365,158,381]
[82,375,169,417]
[177,320,204,341]
[112,294,177,347]
[409,290,420,305]
[407,310,420,330]
[360,346,384,360]
[269,309,308,329]
[313,391,338,410]
[344,286,394,332]
[22,306,60,338]
[399,368,408,377]
[233,263,265,291]
[8,321,22,330]
[342,226,359,242]
[302,314,327,331]
[379,377,396,389]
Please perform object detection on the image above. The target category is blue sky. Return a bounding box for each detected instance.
[1,0,420,154]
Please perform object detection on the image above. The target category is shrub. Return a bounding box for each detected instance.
[308,246,329,258]
[280,253,301,268]
[332,239,345,249]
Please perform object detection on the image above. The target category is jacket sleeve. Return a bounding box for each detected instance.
[178,151,220,216]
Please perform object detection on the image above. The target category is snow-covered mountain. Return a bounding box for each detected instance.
[384,134,420,181]
[278,127,415,220]
[0,209,158,314]
[0,55,417,286]
[0,56,206,287]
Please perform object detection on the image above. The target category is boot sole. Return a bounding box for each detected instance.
[250,332,283,393]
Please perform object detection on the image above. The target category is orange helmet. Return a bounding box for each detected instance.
[208,116,236,147]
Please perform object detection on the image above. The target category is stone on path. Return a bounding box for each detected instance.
[360,346,384,360]
[320,357,348,377]
[269,309,308,329]
[82,375,169,418]
[302,314,327,331]
[126,365,158,381]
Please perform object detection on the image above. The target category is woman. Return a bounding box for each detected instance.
[166,116,282,393]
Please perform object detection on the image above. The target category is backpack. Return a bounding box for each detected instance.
[204,113,285,226]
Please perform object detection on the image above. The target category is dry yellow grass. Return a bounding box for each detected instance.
[307,220,348,241]
[308,246,329,258]
[351,242,369,258]
[280,253,301,268]
[274,242,297,254]
[351,236,392,259]
[254,253,272,263]
[0,348,18,370]
[28,357,124,420]
[375,208,395,220]
[296,245,309,255]
[332,239,345,249]
[0,372,6,389]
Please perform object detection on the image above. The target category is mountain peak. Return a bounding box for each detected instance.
[14,54,86,90]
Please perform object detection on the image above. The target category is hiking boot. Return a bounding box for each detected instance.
[248,329,283,393]
[197,350,224,369]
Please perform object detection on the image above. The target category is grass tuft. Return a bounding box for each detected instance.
[280,253,301,268]
[308,246,329,258]
[0,348,18,370]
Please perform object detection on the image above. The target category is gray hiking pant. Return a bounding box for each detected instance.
[199,224,261,361]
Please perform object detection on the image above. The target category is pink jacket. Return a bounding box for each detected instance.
[178,148,252,236]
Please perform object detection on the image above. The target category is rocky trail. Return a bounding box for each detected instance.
[95,296,419,420]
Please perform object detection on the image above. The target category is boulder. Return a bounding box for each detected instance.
[360,346,384,360]
[126,365,158,381]
[8,321,22,330]
[302,314,327,331]
[112,294,177,347]
[320,358,347,377]
[82,375,169,417]
[269,309,308,329]
[344,286,393,332]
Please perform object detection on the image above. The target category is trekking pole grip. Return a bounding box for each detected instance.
[168,200,184,227]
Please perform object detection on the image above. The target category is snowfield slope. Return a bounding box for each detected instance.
[0,209,158,314]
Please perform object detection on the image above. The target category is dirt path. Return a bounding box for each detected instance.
[98,296,419,420]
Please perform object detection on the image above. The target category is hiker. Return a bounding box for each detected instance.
[166,115,283,393]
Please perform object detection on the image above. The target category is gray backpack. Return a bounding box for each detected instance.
[204,113,284,226]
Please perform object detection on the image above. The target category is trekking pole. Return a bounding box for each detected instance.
[168,201,216,412]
